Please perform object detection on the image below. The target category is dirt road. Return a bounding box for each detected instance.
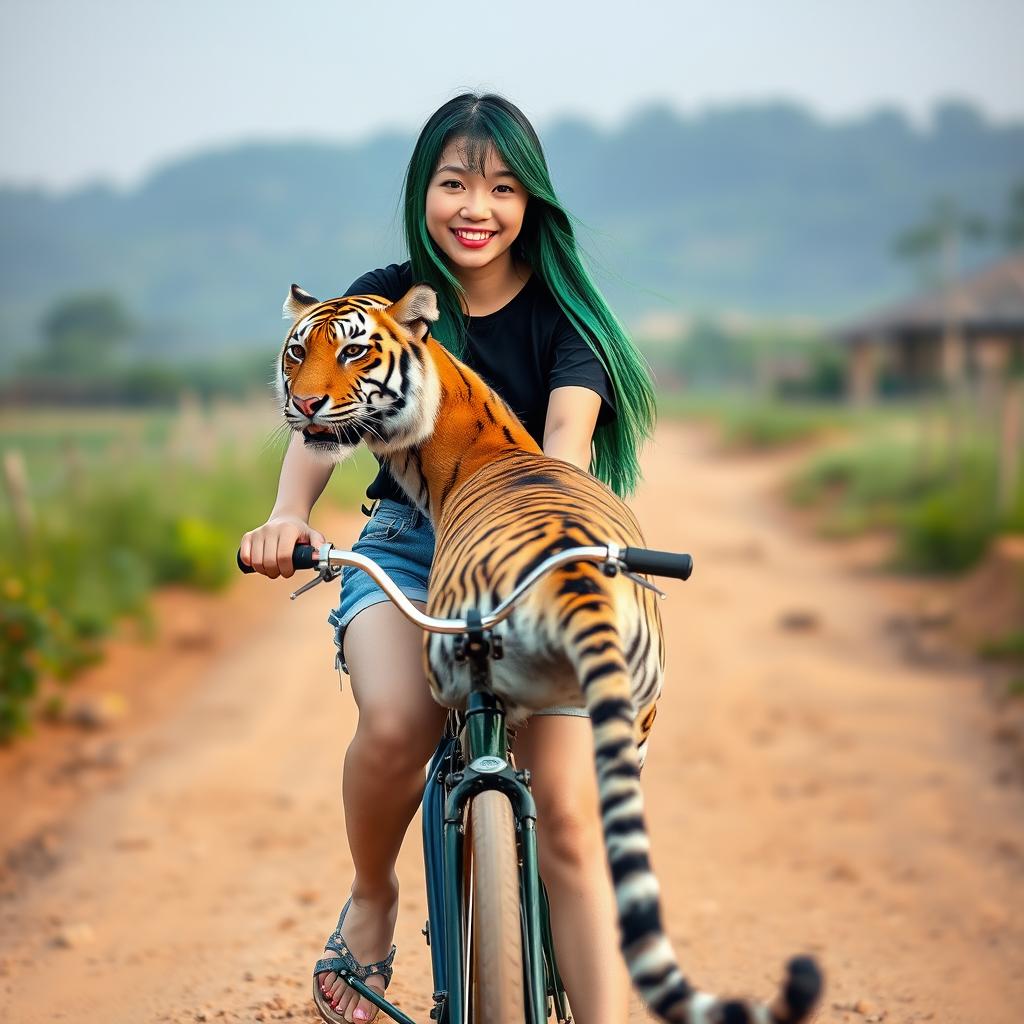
[2,422,1022,1024]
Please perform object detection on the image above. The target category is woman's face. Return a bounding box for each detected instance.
[425,138,528,272]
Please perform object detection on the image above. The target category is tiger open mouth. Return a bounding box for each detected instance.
[300,422,366,446]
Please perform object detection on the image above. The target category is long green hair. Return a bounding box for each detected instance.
[402,92,656,497]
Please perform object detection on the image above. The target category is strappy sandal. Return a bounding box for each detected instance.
[312,896,397,1024]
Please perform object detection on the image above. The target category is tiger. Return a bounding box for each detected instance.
[277,280,822,1024]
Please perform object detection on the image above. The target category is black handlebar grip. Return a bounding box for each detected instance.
[292,544,317,570]
[236,543,319,574]
[622,547,693,580]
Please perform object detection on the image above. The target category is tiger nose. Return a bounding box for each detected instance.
[293,394,329,417]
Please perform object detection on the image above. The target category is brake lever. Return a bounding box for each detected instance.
[599,542,667,599]
[290,543,341,601]
[622,570,667,598]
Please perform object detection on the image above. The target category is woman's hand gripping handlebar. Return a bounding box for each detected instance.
[236,541,692,634]
[237,543,321,574]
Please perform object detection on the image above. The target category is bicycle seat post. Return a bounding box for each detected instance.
[457,608,497,692]
[455,607,509,760]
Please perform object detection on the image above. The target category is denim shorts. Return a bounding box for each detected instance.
[326,498,587,718]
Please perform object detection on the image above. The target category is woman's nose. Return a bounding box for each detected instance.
[461,196,491,220]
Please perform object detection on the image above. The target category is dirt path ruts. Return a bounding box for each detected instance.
[1,421,1022,1024]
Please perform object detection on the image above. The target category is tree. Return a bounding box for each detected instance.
[1004,180,1024,249]
[37,292,136,375]
[673,318,750,389]
[891,195,988,287]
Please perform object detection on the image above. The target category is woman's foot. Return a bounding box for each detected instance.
[316,883,399,1024]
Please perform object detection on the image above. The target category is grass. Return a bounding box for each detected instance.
[979,632,1024,661]
[786,420,1022,573]
[0,402,372,741]
[658,392,867,451]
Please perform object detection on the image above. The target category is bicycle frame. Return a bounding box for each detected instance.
[335,609,571,1024]
[426,605,571,1024]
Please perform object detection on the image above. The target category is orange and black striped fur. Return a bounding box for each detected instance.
[278,281,821,1024]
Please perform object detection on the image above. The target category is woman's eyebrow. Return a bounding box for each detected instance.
[435,164,517,178]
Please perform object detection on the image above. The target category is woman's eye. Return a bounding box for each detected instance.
[440,179,464,190]
[342,344,366,358]
[495,184,514,193]
[287,344,304,360]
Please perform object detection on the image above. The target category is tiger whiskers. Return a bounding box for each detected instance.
[328,418,387,448]
[354,419,387,447]
[261,421,294,456]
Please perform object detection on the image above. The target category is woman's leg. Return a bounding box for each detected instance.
[512,714,631,1024]
[319,600,448,1024]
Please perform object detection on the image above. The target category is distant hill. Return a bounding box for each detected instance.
[1,99,1022,356]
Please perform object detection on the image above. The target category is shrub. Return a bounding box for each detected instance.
[788,422,1022,574]
[0,406,368,741]
[661,394,852,451]
[978,632,1024,661]
[897,483,997,572]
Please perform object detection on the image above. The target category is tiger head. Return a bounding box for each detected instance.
[277,282,442,464]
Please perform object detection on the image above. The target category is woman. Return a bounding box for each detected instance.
[241,92,656,1024]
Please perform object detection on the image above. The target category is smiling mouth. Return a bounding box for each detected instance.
[450,225,497,244]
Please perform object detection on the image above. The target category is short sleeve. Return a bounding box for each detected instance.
[548,316,617,427]
[343,262,413,302]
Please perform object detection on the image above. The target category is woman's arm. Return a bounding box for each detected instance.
[542,385,602,473]
[271,430,336,519]
[239,432,335,578]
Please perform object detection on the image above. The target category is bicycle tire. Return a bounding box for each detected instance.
[466,789,526,1024]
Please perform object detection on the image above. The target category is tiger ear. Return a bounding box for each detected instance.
[283,284,319,321]
[387,283,439,340]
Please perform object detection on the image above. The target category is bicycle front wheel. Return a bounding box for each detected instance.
[466,789,526,1023]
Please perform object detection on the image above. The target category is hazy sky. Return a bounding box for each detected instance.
[3,0,1022,192]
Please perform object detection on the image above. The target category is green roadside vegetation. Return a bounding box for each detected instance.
[660,387,1024,690]
[0,404,372,742]
[661,388,1023,574]
[649,312,1021,578]
[979,632,1024,661]
[658,393,858,450]
[983,637,1024,701]
[786,410,1024,573]
[649,314,862,448]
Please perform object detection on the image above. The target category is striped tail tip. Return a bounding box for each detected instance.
[771,955,822,1023]
[703,956,823,1024]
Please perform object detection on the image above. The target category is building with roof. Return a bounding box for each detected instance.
[836,252,1024,402]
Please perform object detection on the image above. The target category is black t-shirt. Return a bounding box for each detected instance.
[342,261,617,508]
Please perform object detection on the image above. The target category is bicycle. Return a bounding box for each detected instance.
[238,537,692,1024]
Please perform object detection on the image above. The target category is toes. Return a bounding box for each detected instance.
[351,994,379,1023]
[317,971,339,1006]
[318,972,347,1016]
[340,991,361,1022]
[333,980,355,1016]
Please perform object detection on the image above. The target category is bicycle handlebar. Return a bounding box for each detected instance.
[236,540,691,634]
[236,543,692,581]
